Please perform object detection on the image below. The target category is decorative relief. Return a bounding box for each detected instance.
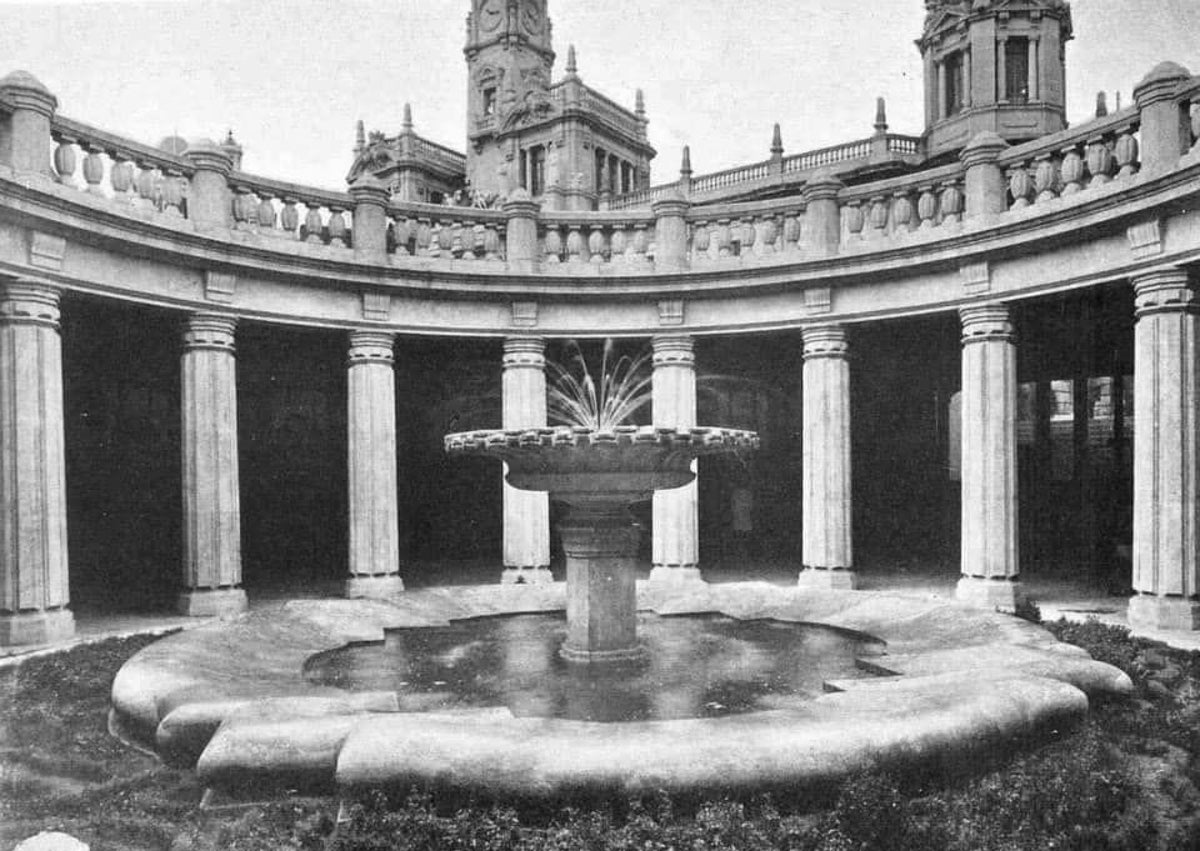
[511,301,538,327]
[960,261,990,294]
[29,231,66,272]
[803,286,832,314]
[204,271,236,303]
[361,291,391,322]
[1127,220,1163,259]
[657,299,684,325]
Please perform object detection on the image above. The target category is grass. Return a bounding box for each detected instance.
[1,618,1199,850]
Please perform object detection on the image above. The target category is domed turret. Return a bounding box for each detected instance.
[919,0,1073,158]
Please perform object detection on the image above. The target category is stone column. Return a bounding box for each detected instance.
[346,331,404,598]
[799,324,855,589]
[502,337,551,585]
[0,281,73,645]
[650,334,701,585]
[1129,270,1200,630]
[957,304,1021,609]
[179,314,247,616]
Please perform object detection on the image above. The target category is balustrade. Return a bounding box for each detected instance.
[49,127,191,218]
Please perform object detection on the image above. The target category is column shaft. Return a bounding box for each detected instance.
[0,282,73,645]
[179,313,247,616]
[957,304,1021,609]
[800,325,855,589]
[1130,270,1200,629]
[650,334,701,584]
[502,337,551,584]
[346,331,403,597]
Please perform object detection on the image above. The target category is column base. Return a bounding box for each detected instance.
[0,608,75,647]
[559,643,648,665]
[500,566,554,585]
[797,567,858,590]
[345,575,405,600]
[956,576,1022,612]
[1128,595,1200,631]
[646,565,704,586]
[178,588,248,617]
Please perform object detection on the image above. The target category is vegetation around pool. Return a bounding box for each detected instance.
[2,618,1200,850]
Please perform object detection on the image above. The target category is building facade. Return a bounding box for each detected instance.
[0,0,1199,646]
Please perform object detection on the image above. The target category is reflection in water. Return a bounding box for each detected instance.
[304,613,883,723]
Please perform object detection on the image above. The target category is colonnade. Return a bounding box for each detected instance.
[1,268,1199,646]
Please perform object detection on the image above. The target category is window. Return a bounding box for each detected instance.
[529,145,546,196]
[944,52,964,118]
[594,148,607,194]
[1005,37,1029,103]
[483,87,497,116]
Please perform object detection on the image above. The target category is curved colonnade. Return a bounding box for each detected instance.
[1,64,1199,646]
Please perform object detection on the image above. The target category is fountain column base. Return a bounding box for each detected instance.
[559,506,645,664]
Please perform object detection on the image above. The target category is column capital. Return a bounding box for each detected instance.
[348,329,395,365]
[182,313,237,352]
[503,335,546,369]
[959,303,1014,343]
[1133,268,1195,316]
[0,280,61,328]
[801,323,849,359]
[652,333,695,367]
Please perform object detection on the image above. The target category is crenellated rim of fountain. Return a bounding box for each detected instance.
[445,424,759,504]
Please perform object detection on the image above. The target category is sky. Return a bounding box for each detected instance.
[0,0,1196,190]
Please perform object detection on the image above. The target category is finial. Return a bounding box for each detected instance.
[354,119,365,153]
[770,123,783,157]
[635,88,645,118]
[403,102,413,132]
[1115,91,1122,110]
[566,44,578,76]
[680,145,692,178]
[1095,91,1108,118]
[874,97,888,135]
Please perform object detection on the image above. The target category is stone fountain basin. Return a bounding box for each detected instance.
[445,425,758,503]
[109,582,1132,800]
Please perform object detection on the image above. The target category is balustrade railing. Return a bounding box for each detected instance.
[225,173,354,246]
[997,107,1141,212]
[387,203,507,262]
[538,212,656,267]
[839,163,965,244]
[49,115,195,218]
[686,198,808,263]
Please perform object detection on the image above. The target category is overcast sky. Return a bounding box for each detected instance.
[0,0,1196,189]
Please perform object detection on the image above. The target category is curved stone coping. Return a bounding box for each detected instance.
[109,582,1133,798]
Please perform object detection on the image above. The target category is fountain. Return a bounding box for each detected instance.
[447,341,756,663]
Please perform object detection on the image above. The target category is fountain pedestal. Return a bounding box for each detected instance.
[560,506,642,663]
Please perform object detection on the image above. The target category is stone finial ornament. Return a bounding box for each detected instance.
[354,120,365,153]
[770,123,783,157]
[874,97,888,134]
[679,145,692,179]
[566,44,578,77]
[402,103,413,132]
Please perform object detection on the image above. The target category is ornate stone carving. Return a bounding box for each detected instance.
[511,301,538,327]
[1127,220,1163,259]
[361,291,391,321]
[960,260,990,294]
[204,271,236,303]
[29,231,66,271]
[658,299,684,326]
[803,286,833,314]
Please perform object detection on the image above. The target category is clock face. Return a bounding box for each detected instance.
[479,0,503,32]
[521,1,543,35]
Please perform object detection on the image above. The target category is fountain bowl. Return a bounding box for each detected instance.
[444,425,759,507]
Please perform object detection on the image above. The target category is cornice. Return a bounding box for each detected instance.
[1,160,1198,310]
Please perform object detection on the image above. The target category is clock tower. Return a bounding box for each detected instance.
[464,0,555,186]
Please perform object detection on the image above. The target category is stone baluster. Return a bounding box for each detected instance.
[543,225,563,264]
[1129,269,1200,630]
[349,177,390,263]
[1085,137,1114,187]
[940,180,963,224]
[1033,153,1059,203]
[956,304,1021,610]
[502,337,551,585]
[0,282,73,645]
[587,224,606,264]
[81,145,105,195]
[161,171,185,218]
[0,71,56,176]
[799,324,855,589]
[183,141,234,230]
[652,192,690,273]
[649,334,701,586]
[960,132,1009,218]
[565,224,586,263]
[801,171,844,256]
[1059,145,1085,195]
[916,185,938,229]
[1114,129,1140,179]
[843,201,865,241]
[891,191,914,233]
[52,137,76,185]
[631,223,650,265]
[782,214,801,251]
[110,158,135,204]
[345,331,404,598]
[280,198,300,237]
[179,313,247,616]
[1133,62,1192,177]
[256,193,277,230]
